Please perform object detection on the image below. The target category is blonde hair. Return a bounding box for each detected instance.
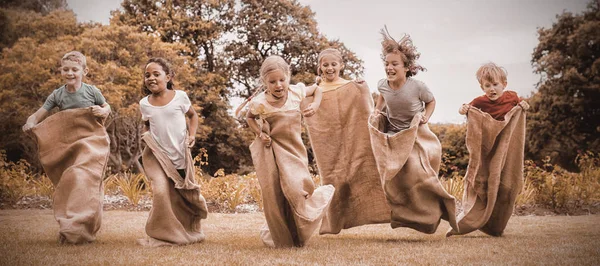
[380,26,425,77]
[235,55,290,118]
[476,62,507,84]
[315,48,344,85]
[61,51,87,68]
[260,55,290,83]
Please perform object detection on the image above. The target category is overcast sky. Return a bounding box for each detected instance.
[67,0,589,123]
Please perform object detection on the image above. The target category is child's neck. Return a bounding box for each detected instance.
[388,77,407,90]
[151,88,171,98]
[149,89,175,106]
[266,91,287,108]
[65,82,83,93]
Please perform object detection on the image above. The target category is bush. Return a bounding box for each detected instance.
[0,151,34,204]
[524,152,600,212]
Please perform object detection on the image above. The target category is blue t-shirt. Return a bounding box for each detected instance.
[42,83,106,111]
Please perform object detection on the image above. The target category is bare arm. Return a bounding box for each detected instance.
[374,94,385,114]
[186,106,199,147]
[246,110,271,146]
[303,85,322,117]
[422,98,436,124]
[22,107,49,132]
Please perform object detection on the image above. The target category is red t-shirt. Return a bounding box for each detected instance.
[470,90,520,121]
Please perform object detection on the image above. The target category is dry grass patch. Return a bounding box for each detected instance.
[1,210,599,265]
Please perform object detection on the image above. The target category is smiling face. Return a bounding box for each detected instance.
[60,60,87,90]
[319,54,344,82]
[384,53,409,83]
[480,79,507,101]
[144,62,172,94]
[263,69,289,99]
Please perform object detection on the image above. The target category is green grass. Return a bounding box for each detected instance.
[1,210,599,265]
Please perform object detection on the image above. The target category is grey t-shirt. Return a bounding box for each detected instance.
[42,83,106,111]
[377,78,434,132]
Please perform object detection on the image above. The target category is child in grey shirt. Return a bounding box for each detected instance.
[374,28,435,133]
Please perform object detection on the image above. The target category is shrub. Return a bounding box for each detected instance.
[106,172,148,205]
[0,151,34,204]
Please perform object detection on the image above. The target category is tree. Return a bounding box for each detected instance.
[0,7,80,51]
[0,0,67,14]
[225,0,363,98]
[528,0,600,170]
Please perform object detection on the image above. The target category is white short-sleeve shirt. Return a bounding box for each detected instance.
[139,90,191,169]
[249,83,307,118]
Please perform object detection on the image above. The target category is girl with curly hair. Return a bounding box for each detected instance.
[374,26,436,133]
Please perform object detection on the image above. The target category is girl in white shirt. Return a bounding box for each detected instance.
[137,58,207,246]
[140,58,198,176]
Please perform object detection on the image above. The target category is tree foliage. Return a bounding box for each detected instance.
[528,0,600,170]
[225,0,363,98]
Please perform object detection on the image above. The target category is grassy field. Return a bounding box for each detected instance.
[1,210,599,265]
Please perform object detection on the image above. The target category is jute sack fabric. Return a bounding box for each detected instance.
[138,132,208,246]
[368,112,458,234]
[31,108,110,244]
[303,82,390,234]
[250,110,335,247]
[447,106,526,237]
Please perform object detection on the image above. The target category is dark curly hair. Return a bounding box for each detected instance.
[380,25,426,77]
[141,57,175,95]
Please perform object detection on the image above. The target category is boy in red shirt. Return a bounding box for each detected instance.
[459,62,529,119]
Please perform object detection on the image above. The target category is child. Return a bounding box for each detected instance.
[458,62,529,119]
[138,57,208,246]
[368,27,458,234]
[22,51,110,130]
[374,30,435,133]
[447,62,529,237]
[246,55,334,248]
[22,51,111,244]
[304,48,390,235]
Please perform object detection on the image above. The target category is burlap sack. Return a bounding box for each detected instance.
[447,106,526,237]
[138,132,208,246]
[250,110,335,247]
[31,108,109,244]
[368,112,458,234]
[303,82,390,234]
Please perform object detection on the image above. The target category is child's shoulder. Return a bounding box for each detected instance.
[139,95,150,105]
[81,82,103,93]
[377,79,387,88]
[290,82,306,90]
[407,78,427,87]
